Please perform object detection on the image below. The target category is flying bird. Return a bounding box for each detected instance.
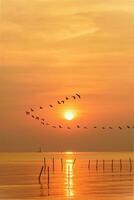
[52,126,56,128]
[41,118,45,121]
[31,108,34,112]
[40,106,43,109]
[32,115,35,118]
[65,97,69,100]
[118,126,122,130]
[72,95,76,99]
[59,125,63,128]
[57,101,61,104]
[84,126,88,129]
[26,111,30,115]
[61,100,64,104]
[36,116,39,120]
[67,126,71,129]
[77,125,80,128]
[46,123,50,125]
[49,105,53,108]
[102,127,106,129]
[127,125,130,129]
[93,126,97,129]
[41,122,44,125]
[109,127,113,129]
[76,93,80,99]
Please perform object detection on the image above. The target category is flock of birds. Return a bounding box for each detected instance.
[25,93,133,131]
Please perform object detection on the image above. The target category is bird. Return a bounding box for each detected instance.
[41,118,45,121]
[76,93,80,99]
[72,95,76,99]
[127,125,130,129]
[31,108,34,112]
[49,105,53,108]
[26,111,30,115]
[109,127,113,129]
[118,126,122,130]
[84,126,88,129]
[46,123,50,125]
[93,126,97,129]
[65,97,69,100]
[59,125,63,128]
[52,126,56,128]
[102,127,106,129]
[36,116,39,120]
[57,101,61,104]
[61,100,64,104]
[67,126,71,129]
[77,125,80,128]
[41,122,44,125]
[32,115,35,118]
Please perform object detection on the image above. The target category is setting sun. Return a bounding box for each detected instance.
[64,111,75,121]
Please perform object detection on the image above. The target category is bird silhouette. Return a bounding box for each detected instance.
[72,95,76,99]
[127,125,130,128]
[77,125,80,128]
[93,126,97,129]
[76,93,80,99]
[109,127,113,129]
[46,123,50,125]
[67,126,71,129]
[32,115,35,118]
[31,108,34,112]
[59,125,63,128]
[36,116,39,120]
[118,126,122,130]
[57,101,61,104]
[84,126,88,129]
[40,106,43,109]
[49,105,53,108]
[41,122,44,125]
[102,127,105,129]
[26,111,30,115]
[61,100,64,104]
[52,126,56,128]
[65,97,69,100]
[41,118,45,121]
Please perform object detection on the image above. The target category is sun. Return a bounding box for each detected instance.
[64,111,75,121]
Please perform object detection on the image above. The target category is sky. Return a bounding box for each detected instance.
[0,0,134,152]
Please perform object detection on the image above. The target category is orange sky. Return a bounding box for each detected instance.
[0,0,134,151]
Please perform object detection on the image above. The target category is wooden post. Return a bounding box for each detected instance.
[129,158,132,172]
[38,166,44,184]
[44,157,46,173]
[61,158,63,171]
[73,158,76,167]
[111,160,114,172]
[103,160,105,171]
[52,157,55,172]
[96,160,98,171]
[88,160,90,170]
[47,166,50,189]
[120,159,122,172]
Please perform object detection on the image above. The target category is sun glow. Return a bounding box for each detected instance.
[64,111,75,121]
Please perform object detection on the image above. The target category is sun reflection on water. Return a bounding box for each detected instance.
[65,159,74,197]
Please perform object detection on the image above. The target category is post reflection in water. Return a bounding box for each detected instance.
[65,159,74,197]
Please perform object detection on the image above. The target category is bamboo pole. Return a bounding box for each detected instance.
[38,165,44,184]
[47,166,50,189]
[52,157,55,172]
[61,158,63,171]
[88,160,90,170]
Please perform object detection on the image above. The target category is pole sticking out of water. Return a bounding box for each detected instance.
[103,160,105,171]
[52,157,55,172]
[88,160,90,170]
[111,160,114,172]
[44,157,46,173]
[47,166,50,189]
[120,159,122,172]
[96,160,98,171]
[38,165,44,184]
[61,158,63,171]
[73,158,76,167]
[129,158,132,172]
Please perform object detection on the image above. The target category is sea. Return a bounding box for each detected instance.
[0,152,133,200]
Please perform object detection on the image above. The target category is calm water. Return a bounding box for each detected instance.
[0,152,133,200]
